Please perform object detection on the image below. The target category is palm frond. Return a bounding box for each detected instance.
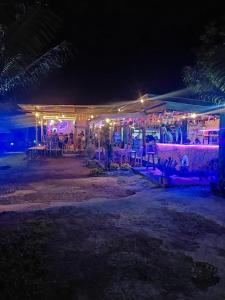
[0,54,23,80]
[5,5,62,73]
[0,3,74,100]
[0,41,74,98]
[207,47,225,92]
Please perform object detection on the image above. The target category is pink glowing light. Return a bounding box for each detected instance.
[199,128,220,132]
[157,143,219,150]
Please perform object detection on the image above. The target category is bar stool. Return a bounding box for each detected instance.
[130,150,136,166]
[146,152,155,170]
[135,149,143,167]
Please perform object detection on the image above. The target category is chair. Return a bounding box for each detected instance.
[135,148,143,166]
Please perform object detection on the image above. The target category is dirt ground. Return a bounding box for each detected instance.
[1,154,225,300]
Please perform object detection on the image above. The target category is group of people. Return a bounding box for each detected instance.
[46,129,86,150]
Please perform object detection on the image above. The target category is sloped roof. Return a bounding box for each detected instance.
[0,95,217,133]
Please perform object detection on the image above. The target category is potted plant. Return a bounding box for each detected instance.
[90,167,105,176]
[120,163,131,171]
[158,157,177,187]
[110,162,120,170]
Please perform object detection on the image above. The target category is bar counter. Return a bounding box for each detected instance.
[156,143,219,171]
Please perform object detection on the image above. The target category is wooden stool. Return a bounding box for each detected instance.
[146,152,155,169]
[130,150,136,166]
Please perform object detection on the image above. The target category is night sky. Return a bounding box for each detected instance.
[34,1,225,104]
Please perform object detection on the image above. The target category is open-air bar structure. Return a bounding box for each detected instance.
[13,94,222,183]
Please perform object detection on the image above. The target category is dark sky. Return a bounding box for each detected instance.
[35,0,225,104]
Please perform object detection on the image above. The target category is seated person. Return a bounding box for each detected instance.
[120,140,125,148]
[132,136,140,150]
[194,138,201,144]
[69,132,74,144]
[63,134,69,146]
[185,139,191,144]
[58,133,64,149]
[146,135,155,143]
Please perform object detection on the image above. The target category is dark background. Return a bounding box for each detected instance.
[30,0,225,104]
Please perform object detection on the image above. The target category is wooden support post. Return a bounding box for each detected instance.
[40,119,44,143]
[219,113,225,183]
[98,127,101,160]
[74,120,77,150]
[35,118,38,145]
[142,122,146,157]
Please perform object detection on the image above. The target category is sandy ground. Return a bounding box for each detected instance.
[1,154,225,300]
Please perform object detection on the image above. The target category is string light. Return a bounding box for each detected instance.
[140,98,144,103]
[106,118,110,123]
[191,113,197,119]
[35,112,39,117]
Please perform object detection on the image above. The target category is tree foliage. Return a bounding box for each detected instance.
[183,20,225,105]
[0,2,74,100]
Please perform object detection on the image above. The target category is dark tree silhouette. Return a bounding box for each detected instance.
[183,21,225,105]
[0,2,73,101]
[183,20,225,193]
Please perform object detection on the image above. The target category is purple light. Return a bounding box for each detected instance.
[157,143,219,150]
[199,128,220,132]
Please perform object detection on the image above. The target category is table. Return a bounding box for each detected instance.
[113,149,131,164]
[27,146,47,160]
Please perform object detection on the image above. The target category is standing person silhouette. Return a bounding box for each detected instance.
[105,139,113,170]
